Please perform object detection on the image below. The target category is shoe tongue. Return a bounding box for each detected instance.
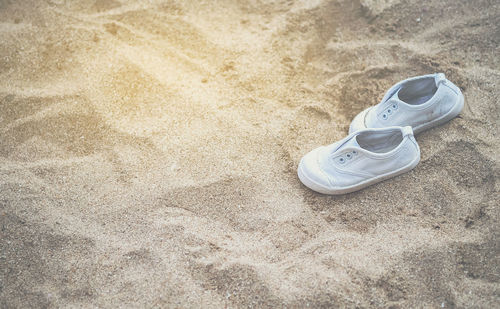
[332,134,360,153]
[384,87,401,105]
[343,134,360,149]
[392,88,401,100]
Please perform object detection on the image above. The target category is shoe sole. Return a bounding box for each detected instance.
[297,153,420,195]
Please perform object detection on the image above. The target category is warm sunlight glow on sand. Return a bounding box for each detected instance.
[1,0,498,307]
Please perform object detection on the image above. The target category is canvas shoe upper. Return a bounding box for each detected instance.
[298,126,420,195]
[349,73,464,134]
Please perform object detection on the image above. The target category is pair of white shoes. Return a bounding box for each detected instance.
[298,73,464,195]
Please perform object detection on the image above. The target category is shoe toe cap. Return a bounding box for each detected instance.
[298,147,333,193]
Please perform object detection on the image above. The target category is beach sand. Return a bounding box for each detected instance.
[1,0,499,307]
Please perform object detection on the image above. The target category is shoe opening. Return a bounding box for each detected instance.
[356,129,403,153]
[398,76,438,105]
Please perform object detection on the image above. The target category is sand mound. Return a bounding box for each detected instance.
[1,0,499,307]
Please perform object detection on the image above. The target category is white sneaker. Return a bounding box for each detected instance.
[298,126,420,195]
[349,73,464,134]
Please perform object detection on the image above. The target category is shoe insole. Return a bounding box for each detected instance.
[399,77,437,105]
[356,130,403,153]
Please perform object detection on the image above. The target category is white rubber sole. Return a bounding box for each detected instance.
[412,92,464,134]
[297,154,420,195]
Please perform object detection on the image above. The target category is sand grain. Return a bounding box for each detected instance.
[1,0,499,307]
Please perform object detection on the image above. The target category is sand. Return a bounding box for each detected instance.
[0,0,499,307]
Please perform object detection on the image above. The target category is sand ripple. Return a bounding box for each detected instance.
[1,0,499,307]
